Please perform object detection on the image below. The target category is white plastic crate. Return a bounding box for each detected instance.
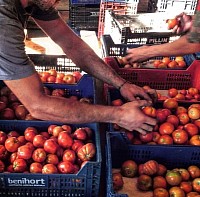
[156,0,198,15]
[104,11,180,44]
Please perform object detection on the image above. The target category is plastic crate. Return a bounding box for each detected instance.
[103,55,200,90]
[70,0,100,4]
[0,121,101,197]
[97,0,139,38]
[101,34,182,57]
[28,54,80,73]
[104,11,181,44]
[69,4,100,31]
[106,131,200,197]
[156,0,198,15]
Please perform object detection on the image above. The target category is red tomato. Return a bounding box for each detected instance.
[153,188,169,197]
[32,148,46,163]
[62,149,76,164]
[30,162,43,173]
[143,160,159,176]
[61,124,72,134]
[177,60,186,68]
[180,181,192,194]
[186,192,200,197]
[178,168,190,181]
[121,160,138,178]
[184,123,199,137]
[188,107,200,120]
[0,145,8,160]
[44,139,58,154]
[72,140,84,153]
[178,112,190,125]
[17,145,33,160]
[163,98,178,110]
[0,131,7,145]
[152,132,161,143]
[48,69,57,77]
[5,137,20,152]
[162,57,171,65]
[172,129,188,144]
[139,132,153,143]
[40,131,50,139]
[137,174,152,191]
[168,88,178,98]
[57,131,73,149]
[156,164,167,176]
[165,170,182,186]
[166,115,179,128]
[188,165,200,179]
[48,124,57,135]
[73,128,88,141]
[13,158,27,172]
[156,110,167,123]
[10,152,18,164]
[42,163,58,174]
[46,154,59,165]
[167,60,178,68]
[188,88,199,96]
[52,126,64,137]
[157,135,173,145]
[142,106,157,118]
[24,127,38,142]
[153,60,162,68]
[189,135,200,146]
[175,93,186,100]
[63,74,76,84]
[77,143,96,161]
[7,130,20,138]
[192,178,200,192]
[159,122,175,135]
[153,176,167,189]
[0,160,5,172]
[33,134,46,148]
[17,135,27,146]
[57,161,75,174]
[176,106,188,115]
[169,186,185,197]
[112,172,124,191]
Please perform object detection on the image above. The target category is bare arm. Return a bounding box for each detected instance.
[4,73,157,134]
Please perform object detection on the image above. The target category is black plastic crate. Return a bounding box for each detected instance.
[106,131,200,197]
[0,121,101,197]
[69,4,100,31]
[28,54,81,73]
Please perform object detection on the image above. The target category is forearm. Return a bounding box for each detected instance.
[146,35,200,57]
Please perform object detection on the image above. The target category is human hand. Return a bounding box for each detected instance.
[116,100,157,134]
[170,13,193,34]
[119,82,157,105]
[125,45,151,64]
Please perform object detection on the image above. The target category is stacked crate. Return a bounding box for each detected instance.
[69,0,100,32]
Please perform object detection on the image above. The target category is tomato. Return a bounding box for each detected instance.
[17,145,33,160]
[0,145,8,160]
[188,165,200,179]
[47,75,56,83]
[167,18,179,29]
[152,132,161,143]
[61,124,72,134]
[56,146,64,159]
[166,115,179,128]
[188,88,199,96]
[111,99,123,106]
[7,130,20,138]
[137,174,152,191]
[40,131,50,139]
[163,98,178,110]
[194,119,200,129]
[158,63,167,68]
[0,131,7,145]
[63,74,76,84]
[44,139,58,154]
[175,93,186,100]
[176,106,188,115]
[77,143,96,161]
[62,149,76,164]
[5,137,20,152]
[153,188,169,197]
[157,135,173,145]
[165,170,182,186]
[139,132,153,143]
[153,176,167,189]
[154,60,162,68]
[167,60,178,68]
[52,126,64,137]
[10,152,18,164]
[30,162,43,173]
[56,72,65,80]
[72,140,84,153]
[33,134,46,148]
[156,110,167,123]
[188,107,200,120]
[177,60,186,68]
[157,164,167,176]
[13,158,27,172]
[32,148,46,163]
[46,154,59,165]
[142,106,157,117]
[48,124,57,135]
[162,57,171,65]
[178,112,190,125]
[189,135,200,146]
[168,88,178,98]
[0,160,5,172]
[169,186,185,197]
[57,161,75,174]
[24,127,38,142]
[184,123,199,137]
[143,160,159,176]
[178,168,190,181]
[42,163,58,174]
[17,135,27,146]
[112,172,124,191]
[186,192,200,197]
[172,129,188,144]
[180,181,192,193]
[121,160,138,178]
[159,122,175,135]
[73,128,88,141]
[57,131,73,149]
[192,178,200,193]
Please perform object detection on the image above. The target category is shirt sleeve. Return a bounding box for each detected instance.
[31,6,59,21]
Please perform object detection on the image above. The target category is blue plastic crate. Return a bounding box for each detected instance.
[106,131,200,197]
[0,121,101,197]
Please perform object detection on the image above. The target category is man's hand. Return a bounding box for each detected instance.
[116,100,157,135]
[119,82,157,105]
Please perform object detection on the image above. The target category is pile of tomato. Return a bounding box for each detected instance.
[113,159,200,196]
[0,124,96,174]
